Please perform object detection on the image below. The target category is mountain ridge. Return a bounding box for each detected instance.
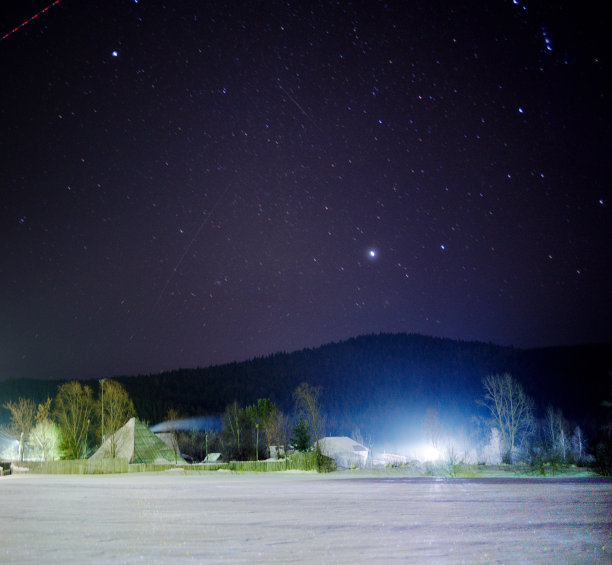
[1,333,609,439]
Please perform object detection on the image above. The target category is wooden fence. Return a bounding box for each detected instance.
[6,451,321,475]
[10,458,129,474]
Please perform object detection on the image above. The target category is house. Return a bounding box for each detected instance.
[379,452,408,466]
[90,417,186,465]
[317,436,369,469]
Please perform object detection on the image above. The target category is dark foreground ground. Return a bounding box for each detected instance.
[1,472,610,563]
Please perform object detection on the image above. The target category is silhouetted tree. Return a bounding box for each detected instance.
[245,398,276,460]
[292,418,311,452]
[294,382,324,445]
[259,398,277,458]
[177,429,221,462]
[222,401,251,460]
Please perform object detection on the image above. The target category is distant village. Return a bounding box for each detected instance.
[2,372,608,476]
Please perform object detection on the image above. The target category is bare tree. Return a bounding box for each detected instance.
[54,381,94,459]
[480,373,534,463]
[269,409,290,459]
[545,405,569,462]
[351,427,373,467]
[293,382,324,446]
[221,401,254,460]
[259,398,276,459]
[2,397,35,461]
[99,380,135,457]
[351,426,364,445]
[27,398,60,461]
[571,425,587,464]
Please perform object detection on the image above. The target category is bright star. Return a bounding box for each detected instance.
[368,249,377,259]
[111,50,118,57]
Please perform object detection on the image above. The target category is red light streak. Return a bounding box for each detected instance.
[2,0,64,41]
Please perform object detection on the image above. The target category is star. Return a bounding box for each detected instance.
[0,0,607,380]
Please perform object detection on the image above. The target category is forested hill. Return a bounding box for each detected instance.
[1,334,610,435]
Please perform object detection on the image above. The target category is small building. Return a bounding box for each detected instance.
[317,436,369,469]
[90,417,186,465]
[379,452,408,466]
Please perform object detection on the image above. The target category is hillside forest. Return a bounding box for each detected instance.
[1,334,610,471]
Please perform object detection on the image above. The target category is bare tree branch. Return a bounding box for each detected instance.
[480,373,534,463]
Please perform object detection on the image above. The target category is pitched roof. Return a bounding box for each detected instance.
[317,436,368,454]
[90,418,186,464]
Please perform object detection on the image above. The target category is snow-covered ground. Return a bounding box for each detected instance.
[1,471,610,563]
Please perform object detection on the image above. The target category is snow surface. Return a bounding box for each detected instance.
[1,472,610,563]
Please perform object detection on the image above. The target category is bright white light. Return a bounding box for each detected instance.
[388,443,442,462]
[422,445,440,461]
[367,249,377,259]
[111,50,118,57]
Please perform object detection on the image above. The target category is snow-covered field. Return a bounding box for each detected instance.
[1,471,610,563]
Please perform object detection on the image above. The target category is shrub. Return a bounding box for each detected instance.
[592,438,612,476]
[316,448,336,473]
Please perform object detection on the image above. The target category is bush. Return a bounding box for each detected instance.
[292,419,311,452]
[315,448,336,473]
[178,430,221,462]
[592,438,612,476]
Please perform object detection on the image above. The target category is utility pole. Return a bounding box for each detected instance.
[99,379,106,443]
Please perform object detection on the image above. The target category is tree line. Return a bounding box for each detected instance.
[432,372,612,474]
[1,334,609,436]
[2,371,610,474]
[0,379,328,468]
[172,382,326,465]
[1,380,134,461]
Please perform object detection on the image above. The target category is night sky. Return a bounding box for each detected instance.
[1,0,610,381]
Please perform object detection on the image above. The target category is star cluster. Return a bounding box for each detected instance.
[1,0,609,380]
